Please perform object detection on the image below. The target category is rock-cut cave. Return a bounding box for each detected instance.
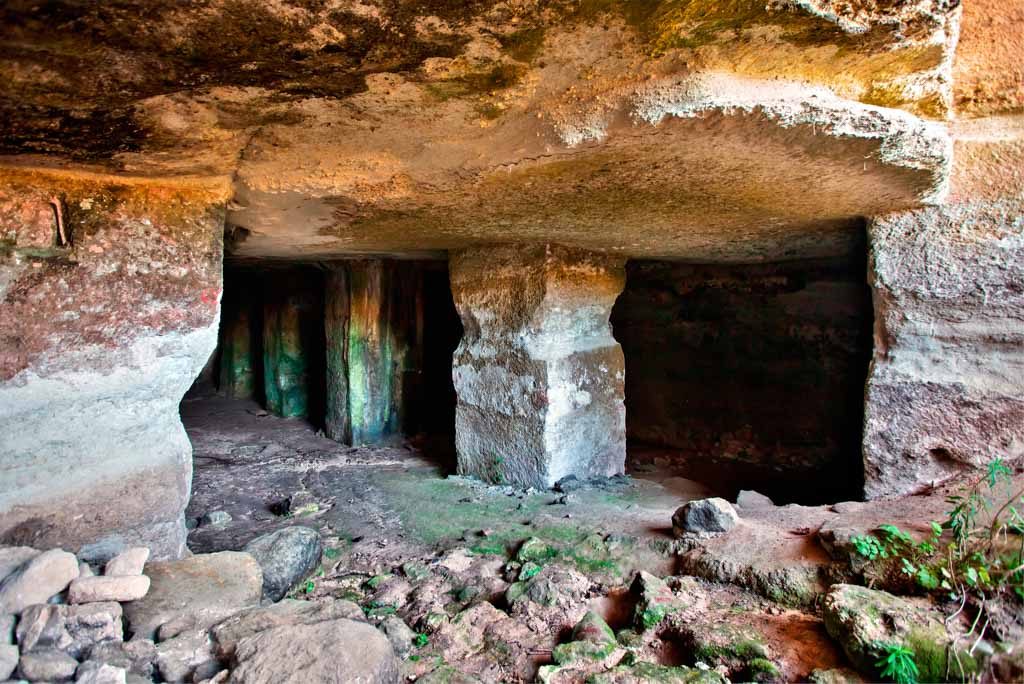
[0,1,1022,682]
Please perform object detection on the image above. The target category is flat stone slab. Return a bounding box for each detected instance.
[123,551,262,640]
[0,548,79,614]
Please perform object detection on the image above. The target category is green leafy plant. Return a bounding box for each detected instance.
[414,633,429,648]
[876,643,919,684]
[850,458,1024,659]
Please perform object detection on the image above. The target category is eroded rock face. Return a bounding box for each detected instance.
[863,201,1024,497]
[0,168,227,559]
[450,244,626,488]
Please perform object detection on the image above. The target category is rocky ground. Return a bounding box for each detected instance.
[0,394,1020,682]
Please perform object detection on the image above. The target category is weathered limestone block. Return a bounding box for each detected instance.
[324,260,423,445]
[864,201,1024,497]
[449,244,626,488]
[0,168,228,560]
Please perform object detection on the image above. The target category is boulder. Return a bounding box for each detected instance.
[631,571,684,631]
[822,584,978,682]
[211,598,364,659]
[736,490,775,510]
[123,552,262,640]
[18,647,78,681]
[68,576,150,604]
[0,643,18,680]
[672,499,739,537]
[242,527,322,602]
[104,548,149,577]
[76,661,127,684]
[587,662,728,683]
[0,549,79,614]
[227,618,399,683]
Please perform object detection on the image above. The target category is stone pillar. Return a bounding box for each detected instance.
[324,265,351,442]
[449,244,626,489]
[0,168,227,560]
[262,271,316,419]
[218,281,256,399]
[863,203,1024,498]
[324,260,421,446]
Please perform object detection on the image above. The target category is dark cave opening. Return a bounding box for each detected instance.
[611,252,874,505]
[199,259,462,454]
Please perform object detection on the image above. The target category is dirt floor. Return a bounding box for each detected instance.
[179,391,1023,682]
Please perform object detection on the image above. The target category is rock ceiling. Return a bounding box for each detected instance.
[0,0,961,261]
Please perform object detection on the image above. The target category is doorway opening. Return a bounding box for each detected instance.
[611,252,873,505]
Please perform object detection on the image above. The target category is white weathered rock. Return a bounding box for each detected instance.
[76,661,127,684]
[242,527,321,602]
[16,603,71,653]
[0,643,18,680]
[201,511,232,527]
[0,547,41,584]
[79,562,96,579]
[16,601,123,658]
[68,575,150,604]
[18,647,78,681]
[227,618,399,684]
[0,549,79,614]
[124,552,262,640]
[672,498,740,536]
[379,616,417,659]
[104,548,149,577]
[736,490,775,510]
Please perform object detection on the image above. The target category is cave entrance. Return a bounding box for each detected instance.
[186,259,461,458]
[611,253,873,505]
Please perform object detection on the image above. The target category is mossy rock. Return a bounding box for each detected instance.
[631,571,683,631]
[585,661,728,683]
[553,611,619,666]
[416,663,482,684]
[402,561,431,582]
[687,622,777,679]
[822,584,981,682]
[517,537,559,563]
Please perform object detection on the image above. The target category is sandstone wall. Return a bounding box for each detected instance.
[0,167,228,560]
[612,258,872,502]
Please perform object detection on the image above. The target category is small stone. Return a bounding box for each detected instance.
[104,548,149,577]
[379,616,417,658]
[735,490,775,510]
[18,647,78,681]
[0,643,18,680]
[0,549,79,614]
[68,575,150,604]
[63,602,124,657]
[79,562,96,578]
[86,639,156,679]
[16,604,70,653]
[76,661,127,684]
[201,511,232,527]
[155,628,218,683]
[672,498,740,536]
[242,527,322,602]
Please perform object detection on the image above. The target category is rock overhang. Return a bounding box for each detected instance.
[0,0,960,263]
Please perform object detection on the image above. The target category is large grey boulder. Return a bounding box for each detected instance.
[242,527,322,602]
[123,552,262,640]
[0,549,79,614]
[227,618,399,684]
[672,498,739,536]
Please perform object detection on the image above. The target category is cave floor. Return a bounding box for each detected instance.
[179,393,1004,682]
